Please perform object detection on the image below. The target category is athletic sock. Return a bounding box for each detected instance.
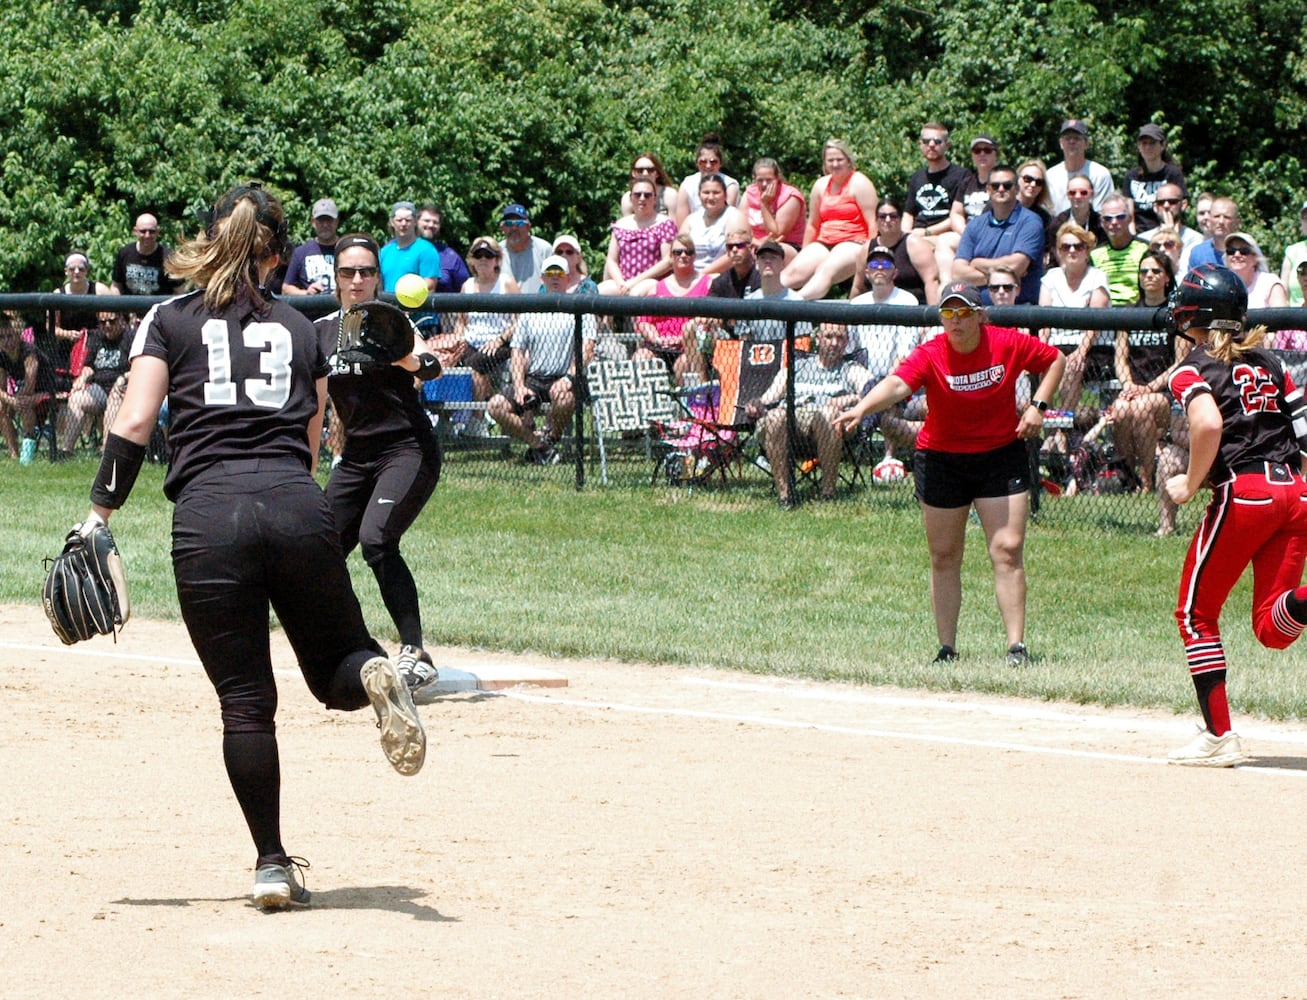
[1284,588,1307,624]
[1193,670,1231,735]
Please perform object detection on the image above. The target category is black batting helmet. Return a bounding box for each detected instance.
[1168,263,1247,341]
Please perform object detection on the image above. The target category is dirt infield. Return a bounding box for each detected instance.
[4,602,1307,999]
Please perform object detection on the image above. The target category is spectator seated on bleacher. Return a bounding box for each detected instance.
[61,310,130,452]
[0,321,54,465]
[448,235,520,424]
[1039,221,1110,409]
[633,234,711,385]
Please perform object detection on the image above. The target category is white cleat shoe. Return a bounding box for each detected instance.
[1167,728,1246,767]
[361,656,426,776]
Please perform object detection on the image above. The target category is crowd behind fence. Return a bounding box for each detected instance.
[5,291,1307,536]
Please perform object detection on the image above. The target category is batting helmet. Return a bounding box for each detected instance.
[1168,263,1247,340]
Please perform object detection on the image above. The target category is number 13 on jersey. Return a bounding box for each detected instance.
[202,319,294,408]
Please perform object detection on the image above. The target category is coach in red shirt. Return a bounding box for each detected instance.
[835,282,1065,667]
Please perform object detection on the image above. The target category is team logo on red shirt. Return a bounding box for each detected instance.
[946,364,1005,392]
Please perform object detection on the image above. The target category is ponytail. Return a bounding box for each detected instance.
[1208,324,1269,365]
[167,186,287,312]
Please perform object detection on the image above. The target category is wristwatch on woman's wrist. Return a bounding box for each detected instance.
[1031,399,1048,413]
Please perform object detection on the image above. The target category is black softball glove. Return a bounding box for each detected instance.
[337,300,416,368]
[42,517,130,645]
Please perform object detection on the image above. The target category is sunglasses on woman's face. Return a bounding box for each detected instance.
[670,248,695,258]
[938,306,975,320]
[471,250,497,260]
[338,266,378,278]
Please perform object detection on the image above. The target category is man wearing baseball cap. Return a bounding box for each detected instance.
[956,133,1000,223]
[500,202,552,291]
[282,197,341,296]
[1045,119,1115,215]
[1124,124,1189,231]
[485,254,598,466]
[834,280,1065,669]
[849,245,920,377]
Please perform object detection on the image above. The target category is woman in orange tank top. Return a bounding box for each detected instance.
[781,138,879,300]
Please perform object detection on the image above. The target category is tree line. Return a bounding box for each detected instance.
[2,0,1304,291]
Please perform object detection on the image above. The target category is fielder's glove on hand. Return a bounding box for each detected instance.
[337,300,417,369]
[42,514,131,645]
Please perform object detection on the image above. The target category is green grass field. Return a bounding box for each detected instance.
[6,450,1305,722]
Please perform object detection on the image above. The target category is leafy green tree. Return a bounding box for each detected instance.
[0,0,1305,288]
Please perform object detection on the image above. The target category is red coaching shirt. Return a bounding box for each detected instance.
[894,324,1060,453]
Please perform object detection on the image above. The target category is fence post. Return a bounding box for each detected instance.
[784,319,796,504]
[573,311,586,491]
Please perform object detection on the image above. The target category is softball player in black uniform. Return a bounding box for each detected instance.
[82,187,425,909]
[1166,264,1307,766]
[314,234,443,694]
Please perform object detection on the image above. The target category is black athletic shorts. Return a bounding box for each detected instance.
[912,439,1030,509]
[505,374,571,415]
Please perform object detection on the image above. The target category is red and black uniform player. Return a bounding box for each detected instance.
[82,187,425,909]
[1165,263,1307,766]
[313,233,443,694]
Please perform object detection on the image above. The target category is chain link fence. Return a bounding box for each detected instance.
[6,290,1306,536]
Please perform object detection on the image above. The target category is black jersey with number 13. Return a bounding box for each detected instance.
[129,290,330,500]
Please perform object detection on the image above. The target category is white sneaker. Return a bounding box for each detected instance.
[1167,728,1246,767]
[360,656,426,776]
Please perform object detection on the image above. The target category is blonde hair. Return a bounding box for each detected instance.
[466,235,503,273]
[168,188,285,312]
[1209,324,1268,364]
[1055,221,1097,251]
[822,138,856,169]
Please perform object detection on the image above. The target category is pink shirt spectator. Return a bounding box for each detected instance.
[640,273,713,348]
[612,217,678,281]
[744,181,806,246]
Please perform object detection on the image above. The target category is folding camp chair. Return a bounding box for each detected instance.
[586,358,676,484]
[793,417,877,495]
[650,337,785,488]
